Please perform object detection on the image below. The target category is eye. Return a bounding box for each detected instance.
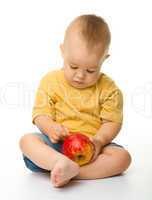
[70,65,78,70]
[87,70,96,73]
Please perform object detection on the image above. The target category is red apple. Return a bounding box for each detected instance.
[62,133,95,166]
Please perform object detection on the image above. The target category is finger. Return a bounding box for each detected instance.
[61,126,69,136]
[65,127,71,135]
[91,153,98,162]
[59,126,66,137]
[88,137,95,145]
[53,126,62,137]
[88,136,93,142]
[51,138,58,143]
[52,133,60,141]
[90,146,97,161]
[50,131,60,142]
[49,135,58,143]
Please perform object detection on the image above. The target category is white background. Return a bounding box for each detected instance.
[0,0,151,199]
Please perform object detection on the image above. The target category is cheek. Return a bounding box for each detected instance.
[87,73,101,86]
[86,73,98,83]
[64,66,74,80]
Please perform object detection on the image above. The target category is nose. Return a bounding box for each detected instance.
[75,70,85,80]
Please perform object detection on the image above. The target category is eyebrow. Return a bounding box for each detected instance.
[70,62,98,69]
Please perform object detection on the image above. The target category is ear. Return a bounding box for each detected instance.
[60,44,64,58]
[101,54,110,64]
[105,54,110,60]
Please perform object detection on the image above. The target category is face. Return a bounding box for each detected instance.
[60,29,109,89]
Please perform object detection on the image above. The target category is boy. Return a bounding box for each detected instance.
[19,14,131,188]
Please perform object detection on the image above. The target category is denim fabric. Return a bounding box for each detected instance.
[23,132,63,172]
[22,132,124,173]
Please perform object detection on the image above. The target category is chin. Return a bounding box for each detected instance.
[73,80,97,88]
[71,82,89,89]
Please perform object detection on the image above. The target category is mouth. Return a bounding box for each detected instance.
[73,80,83,84]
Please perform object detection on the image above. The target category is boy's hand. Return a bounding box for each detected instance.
[48,122,70,143]
[89,137,103,162]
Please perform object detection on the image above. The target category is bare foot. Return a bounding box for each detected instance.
[51,157,80,187]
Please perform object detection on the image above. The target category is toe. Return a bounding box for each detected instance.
[54,179,70,188]
[51,167,62,185]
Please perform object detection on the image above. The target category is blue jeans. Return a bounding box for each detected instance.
[22,132,124,173]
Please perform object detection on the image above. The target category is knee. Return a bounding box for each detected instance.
[19,133,36,151]
[103,147,132,172]
[115,149,132,172]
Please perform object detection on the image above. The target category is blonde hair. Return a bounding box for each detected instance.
[65,14,111,53]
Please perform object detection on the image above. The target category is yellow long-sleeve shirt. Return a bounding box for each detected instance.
[32,68,123,137]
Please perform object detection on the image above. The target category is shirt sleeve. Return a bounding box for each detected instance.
[32,75,56,124]
[99,89,123,124]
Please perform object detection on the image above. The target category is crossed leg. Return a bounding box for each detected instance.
[20,134,131,187]
[74,145,132,180]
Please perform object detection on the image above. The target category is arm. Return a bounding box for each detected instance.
[34,115,70,143]
[90,119,122,161]
[94,119,122,146]
[90,87,123,161]
[96,87,123,147]
[34,115,56,137]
